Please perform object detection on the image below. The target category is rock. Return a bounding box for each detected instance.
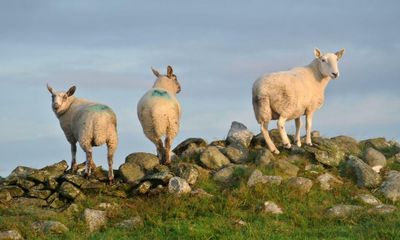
[98,202,118,210]
[63,203,79,215]
[263,201,283,215]
[15,178,36,190]
[0,230,23,240]
[7,166,36,180]
[63,174,89,187]
[379,170,400,201]
[395,153,400,163]
[247,169,282,187]
[355,193,382,206]
[28,189,53,199]
[0,189,12,202]
[286,177,313,194]
[325,204,363,218]
[32,220,69,234]
[137,181,152,194]
[47,193,65,209]
[304,163,325,174]
[209,140,227,148]
[59,182,85,200]
[304,138,345,167]
[125,152,159,172]
[311,131,320,138]
[249,133,266,149]
[233,219,248,227]
[213,165,236,183]
[316,173,343,190]
[148,185,166,196]
[11,197,48,207]
[0,186,24,197]
[142,171,174,185]
[119,163,145,184]
[28,160,68,182]
[360,138,391,152]
[173,138,208,156]
[83,208,107,232]
[46,178,59,190]
[330,135,361,156]
[364,147,387,172]
[221,146,249,164]
[115,216,144,229]
[172,163,199,185]
[31,183,46,190]
[168,177,191,195]
[199,146,230,170]
[368,204,397,215]
[226,121,254,148]
[268,159,299,179]
[190,188,214,198]
[254,149,275,166]
[346,155,381,188]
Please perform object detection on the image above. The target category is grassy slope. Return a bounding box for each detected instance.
[1,161,400,240]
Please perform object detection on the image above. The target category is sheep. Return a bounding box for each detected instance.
[46,84,118,183]
[137,65,181,165]
[252,48,345,154]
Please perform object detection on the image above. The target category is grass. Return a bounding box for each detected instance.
[1,168,400,240]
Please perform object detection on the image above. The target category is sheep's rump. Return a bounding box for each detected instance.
[252,71,313,122]
[72,104,117,147]
[137,89,181,140]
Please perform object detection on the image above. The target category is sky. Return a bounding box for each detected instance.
[0,0,399,177]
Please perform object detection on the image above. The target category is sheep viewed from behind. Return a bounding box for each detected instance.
[252,48,345,154]
[137,66,181,165]
[47,85,118,183]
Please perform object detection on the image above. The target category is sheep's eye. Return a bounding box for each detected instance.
[321,59,326,63]
[51,95,55,101]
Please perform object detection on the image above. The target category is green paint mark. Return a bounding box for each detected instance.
[151,89,170,99]
[87,104,111,112]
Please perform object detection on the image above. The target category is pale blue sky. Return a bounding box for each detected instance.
[0,1,399,176]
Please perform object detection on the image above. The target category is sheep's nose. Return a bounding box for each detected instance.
[53,103,60,109]
[332,72,338,78]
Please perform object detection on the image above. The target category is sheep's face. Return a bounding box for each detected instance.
[314,48,345,79]
[152,65,181,94]
[47,84,76,116]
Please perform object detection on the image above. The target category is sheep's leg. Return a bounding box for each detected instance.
[152,138,165,164]
[164,136,172,165]
[70,143,77,173]
[84,148,95,178]
[261,122,280,154]
[294,118,302,147]
[306,113,313,146]
[106,143,116,184]
[277,116,291,149]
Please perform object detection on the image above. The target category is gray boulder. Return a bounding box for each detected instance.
[316,173,343,190]
[199,146,230,170]
[368,204,397,215]
[364,147,387,172]
[263,201,283,215]
[173,138,207,156]
[0,189,12,202]
[226,121,254,148]
[286,177,313,194]
[28,160,68,183]
[59,182,85,200]
[0,230,23,240]
[0,186,24,197]
[304,138,345,167]
[168,177,191,195]
[254,149,275,166]
[355,193,381,205]
[142,171,174,185]
[136,181,152,194]
[221,146,248,164]
[267,159,299,179]
[125,152,159,172]
[325,204,363,218]
[247,169,282,187]
[119,163,145,184]
[330,135,361,156]
[172,163,199,185]
[379,170,400,201]
[28,189,53,199]
[115,216,144,229]
[32,220,69,234]
[346,155,381,188]
[83,208,107,232]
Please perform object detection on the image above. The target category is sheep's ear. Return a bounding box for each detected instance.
[314,48,321,58]
[167,65,173,78]
[66,86,76,97]
[47,84,55,95]
[335,48,345,60]
[151,67,161,77]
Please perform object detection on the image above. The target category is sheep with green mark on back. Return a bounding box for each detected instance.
[46,84,118,183]
[137,66,181,165]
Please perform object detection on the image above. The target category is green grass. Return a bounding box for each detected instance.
[1,172,399,240]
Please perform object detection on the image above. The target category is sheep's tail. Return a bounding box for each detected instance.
[252,94,270,124]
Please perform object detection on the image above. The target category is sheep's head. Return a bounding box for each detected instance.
[314,48,345,79]
[151,65,181,94]
[46,84,76,116]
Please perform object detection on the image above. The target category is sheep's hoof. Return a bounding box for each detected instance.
[295,141,302,147]
[283,143,292,149]
[108,178,114,185]
[272,149,280,154]
[306,142,313,146]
